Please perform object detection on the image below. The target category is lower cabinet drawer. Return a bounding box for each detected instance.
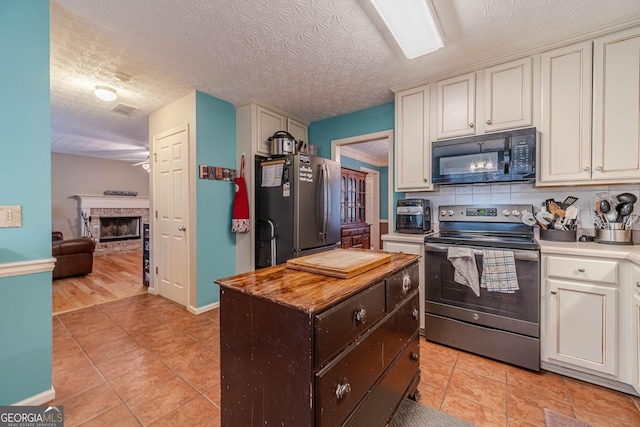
[352,235,363,246]
[343,334,420,427]
[547,256,618,284]
[315,292,419,427]
[315,281,385,368]
[386,262,420,310]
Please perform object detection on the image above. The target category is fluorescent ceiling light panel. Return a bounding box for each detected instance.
[370,0,443,59]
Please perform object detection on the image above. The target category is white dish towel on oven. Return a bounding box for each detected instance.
[481,250,519,293]
[447,247,480,297]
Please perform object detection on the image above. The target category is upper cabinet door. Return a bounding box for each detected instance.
[256,106,286,156]
[539,41,592,184]
[395,84,432,191]
[483,57,533,132]
[286,117,308,147]
[436,72,476,139]
[592,27,640,182]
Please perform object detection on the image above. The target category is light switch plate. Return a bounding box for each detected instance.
[0,205,22,228]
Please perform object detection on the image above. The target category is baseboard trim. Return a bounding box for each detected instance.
[0,258,56,278]
[188,301,220,315]
[13,386,55,406]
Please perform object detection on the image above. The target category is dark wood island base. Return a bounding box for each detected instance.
[215,251,421,427]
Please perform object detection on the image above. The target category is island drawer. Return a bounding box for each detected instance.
[314,280,385,368]
[382,292,420,366]
[343,334,420,427]
[315,295,414,427]
[386,262,419,310]
[547,255,618,285]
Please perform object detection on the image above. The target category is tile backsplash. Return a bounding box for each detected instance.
[408,183,640,230]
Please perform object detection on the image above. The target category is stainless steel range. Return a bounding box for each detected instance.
[424,204,540,371]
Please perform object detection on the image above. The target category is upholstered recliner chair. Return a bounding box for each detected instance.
[52,232,96,279]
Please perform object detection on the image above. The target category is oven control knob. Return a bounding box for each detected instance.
[502,209,511,217]
[440,209,447,217]
[512,210,521,217]
[447,210,454,217]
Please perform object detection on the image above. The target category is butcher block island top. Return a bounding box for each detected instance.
[215,249,417,313]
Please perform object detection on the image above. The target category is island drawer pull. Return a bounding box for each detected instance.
[353,307,367,325]
[411,308,419,321]
[335,382,351,400]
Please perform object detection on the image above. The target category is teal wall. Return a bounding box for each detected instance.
[310,102,396,221]
[195,92,236,307]
[0,2,53,404]
[339,157,389,220]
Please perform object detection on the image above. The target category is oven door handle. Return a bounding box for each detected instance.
[425,243,539,261]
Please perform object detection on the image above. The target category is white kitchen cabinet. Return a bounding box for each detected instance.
[252,104,308,157]
[539,41,592,184]
[539,27,640,186]
[592,27,640,183]
[544,255,618,376]
[286,116,308,147]
[395,84,432,191]
[632,264,640,394]
[382,237,426,330]
[436,72,476,139]
[483,57,533,132]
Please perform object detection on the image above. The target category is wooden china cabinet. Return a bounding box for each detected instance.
[340,167,371,249]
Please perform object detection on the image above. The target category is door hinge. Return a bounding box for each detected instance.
[155,266,158,274]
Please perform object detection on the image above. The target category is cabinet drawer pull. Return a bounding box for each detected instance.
[578,268,585,273]
[353,307,367,325]
[410,352,419,362]
[485,119,492,125]
[469,122,474,128]
[335,382,351,400]
[402,273,411,294]
[583,166,590,172]
[550,291,557,295]
[596,166,603,171]
[636,281,640,288]
[411,308,419,321]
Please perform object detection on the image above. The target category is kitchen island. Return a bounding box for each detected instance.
[215,250,421,426]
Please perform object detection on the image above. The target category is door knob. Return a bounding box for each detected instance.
[178,226,187,231]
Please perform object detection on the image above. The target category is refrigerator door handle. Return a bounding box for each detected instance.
[322,164,329,241]
[267,219,276,266]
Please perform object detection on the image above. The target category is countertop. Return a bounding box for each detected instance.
[215,251,419,314]
[383,230,640,264]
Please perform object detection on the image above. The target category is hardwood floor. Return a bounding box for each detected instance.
[52,251,148,315]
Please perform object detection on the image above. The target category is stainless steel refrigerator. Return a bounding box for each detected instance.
[255,153,341,268]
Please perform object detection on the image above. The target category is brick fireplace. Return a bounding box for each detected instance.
[75,195,149,256]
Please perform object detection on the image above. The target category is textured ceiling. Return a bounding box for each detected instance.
[50,0,640,162]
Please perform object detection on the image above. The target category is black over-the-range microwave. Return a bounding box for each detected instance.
[431,127,536,185]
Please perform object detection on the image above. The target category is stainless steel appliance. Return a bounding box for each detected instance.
[424,204,540,371]
[432,127,536,185]
[396,199,432,234]
[255,154,341,268]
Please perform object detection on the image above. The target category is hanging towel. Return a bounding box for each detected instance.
[481,250,519,293]
[232,155,250,233]
[447,247,480,297]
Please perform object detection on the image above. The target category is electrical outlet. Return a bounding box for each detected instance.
[0,205,22,228]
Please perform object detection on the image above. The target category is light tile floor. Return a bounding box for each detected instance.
[50,293,640,426]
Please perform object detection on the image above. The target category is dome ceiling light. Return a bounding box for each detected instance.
[94,85,117,102]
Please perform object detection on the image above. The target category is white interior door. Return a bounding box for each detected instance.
[153,126,189,306]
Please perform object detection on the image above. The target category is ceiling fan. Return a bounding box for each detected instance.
[131,156,150,172]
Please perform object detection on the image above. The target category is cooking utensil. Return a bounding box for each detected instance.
[617,192,638,204]
[600,200,611,213]
[521,212,537,226]
[596,192,618,205]
[563,196,579,206]
[535,211,554,229]
[616,202,634,221]
[564,205,578,229]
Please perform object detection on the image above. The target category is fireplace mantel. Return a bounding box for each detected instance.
[74,195,149,210]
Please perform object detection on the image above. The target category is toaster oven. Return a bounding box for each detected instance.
[396,199,432,234]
